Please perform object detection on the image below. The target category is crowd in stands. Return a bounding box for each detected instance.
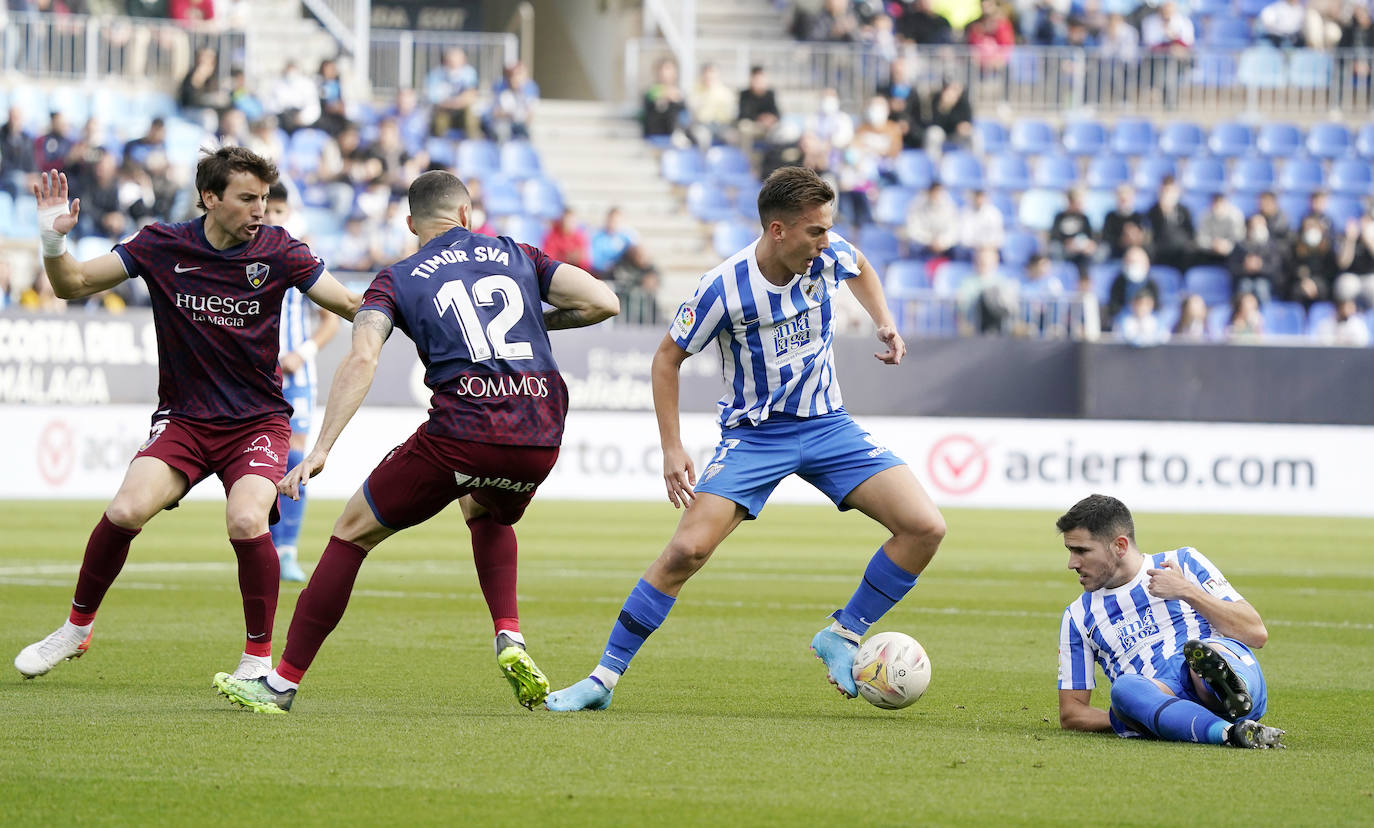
[0,43,664,324]
[4,0,240,24]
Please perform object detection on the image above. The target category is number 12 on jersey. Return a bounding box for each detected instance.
[434,275,534,362]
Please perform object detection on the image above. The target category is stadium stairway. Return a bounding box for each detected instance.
[694,0,795,42]
[237,0,344,85]
[529,99,720,300]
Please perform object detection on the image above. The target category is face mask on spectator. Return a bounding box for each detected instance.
[821,96,840,115]
[1304,228,1323,246]
[1125,263,1148,282]
[867,106,887,126]
[1250,227,1269,243]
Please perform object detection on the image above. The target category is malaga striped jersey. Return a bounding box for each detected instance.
[669,232,861,428]
[279,286,317,387]
[1058,547,1245,690]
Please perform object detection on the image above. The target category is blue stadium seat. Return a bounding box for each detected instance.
[1231,191,1260,217]
[1288,50,1332,88]
[736,186,760,220]
[932,260,975,295]
[1111,119,1156,157]
[1206,303,1234,339]
[1326,193,1364,228]
[302,207,343,238]
[1307,123,1352,159]
[895,150,935,189]
[873,186,917,226]
[1082,188,1117,229]
[1033,155,1078,189]
[1191,52,1237,87]
[1208,122,1254,158]
[1255,123,1303,157]
[705,145,752,179]
[521,177,565,220]
[50,86,90,126]
[456,139,500,178]
[1355,123,1374,159]
[713,221,757,258]
[939,151,985,190]
[973,120,1008,155]
[1149,265,1183,303]
[1277,157,1325,194]
[1184,265,1234,306]
[1278,192,1311,225]
[1205,17,1252,48]
[1011,119,1057,156]
[483,176,524,216]
[1263,301,1306,335]
[885,258,931,295]
[660,148,706,186]
[685,182,736,223]
[1237,47,1286,88]
[1238,0,1270,14]
[0,191,12,231]
[1086,155,1130,189]
[1133,155,1177,190]
[1062,121,1107,156]
[1182,158,1227,195]
[1017,189,1068,232]
[499,140,542,180]
[502,214,546,245]
[989,190,1017,224]
[859,225,903,268]
[1089,261,1121,303]
[1229,156,1276,194]
[1329,159,1373,196]
[1158,121,1205,157]
[424,136,457,167]
[987,155,1031,191]
[1180,191,1212,222]
[1306,301,1335,332]
[1001,230,1040,266]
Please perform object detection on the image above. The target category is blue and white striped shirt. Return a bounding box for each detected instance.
[669,232,861,429]
[1058,547,1245,690]
[279,287,316,387]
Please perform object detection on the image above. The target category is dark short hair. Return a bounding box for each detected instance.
[408,169,471,223]
[756,166,834,228]
[1055,494,1136,546]
[266,182,289,203]
[195,146,278,211]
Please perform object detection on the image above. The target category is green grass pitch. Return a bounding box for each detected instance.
[3,499,1372,826]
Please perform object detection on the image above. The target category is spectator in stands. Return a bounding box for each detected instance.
[227,68,265,122]
[371,117,417,190]
[315,58,350,136]
[907,181,961,259]
[270,59,323,135]
[19,268,65,313]
[1303,190,1335,240]
[140,151,179,222]
[217,107,252,147]
[1335,214,1374,307]
[1229,214,1283,304]
[1257,190,1293,248]
[1304,0,1344,49]
[1,105,37,198]
[917,78,974,157]
[483,60,538,143]
[865,9,900,62]
[1141,1,1194,55]
[876,56,914,137]
[179,47,226,116]
[387,87,430,152]
[115,156,157,227]
[1258,0,1307,47]
[852,95,902,170]
[805,88,856,161]
[737,65,781,146]
[1340,4,1374,83]
[610,245,662,325]
[124,117,167,166]
[0,259,11,310]
[1101,184,1148,260]
[591,207,637,278]
[1107,244,1160,324]
[959,189,1005,254]
[1196,192,1246,265]
[1225,291,1265,341]
[1172,293,1209,342]
[1050,188,1098,279]
[898,0,954,44]
[128,0,170,16]
[959,245,1019,334]
[804,0,862,42]
[966,0,1015,69]
[169,0,214,22]
[688,62,736,148]
[63,117,107,183]
[1102,14,1141,62]
[1285,214,1338,306]
[75,149,127,240]
[1146,176,1195,271]
[1118,290,1168,346]
[332,213,376,273]
[426,47,479,138]
[542,207,591,271]
[1021,253,1065,309]
[34,111,73,174]
[642,57,688,143]
[1311,297,1371,346]
[246,116,285,168]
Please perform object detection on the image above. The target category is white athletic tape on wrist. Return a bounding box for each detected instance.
[38,202,68,258]
[295,340,319,361]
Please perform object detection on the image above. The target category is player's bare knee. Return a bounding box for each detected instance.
[104,499,153,530]
[226,508,268,539]
[662,535,714,575]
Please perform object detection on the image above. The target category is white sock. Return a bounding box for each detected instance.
[265,669,298,693]
[63,620,92,638]
[591,665,620,690]
[278,546,297,560]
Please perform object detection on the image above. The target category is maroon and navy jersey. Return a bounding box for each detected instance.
[361,226,567,447]
[115,218,324,423]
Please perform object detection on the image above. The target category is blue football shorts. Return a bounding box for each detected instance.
[1111,636,1269,737]
[284,373,314,435]
[692,410,905,520]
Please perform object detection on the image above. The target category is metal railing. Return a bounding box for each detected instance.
[368,30,518,97]
[626,38,1374,120]
[888,289,1095,339]
[0,12,245,89]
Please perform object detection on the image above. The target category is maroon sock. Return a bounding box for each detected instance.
[278,536,368,682]
[231,533,279,657]
[69,515,141,625]
[468,514,519,636]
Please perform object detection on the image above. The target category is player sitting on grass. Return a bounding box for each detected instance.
[1056,494,1285,749]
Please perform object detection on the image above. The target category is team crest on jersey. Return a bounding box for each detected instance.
[802,275,826,303]
[671,304,696,338]
[245,262,270,288]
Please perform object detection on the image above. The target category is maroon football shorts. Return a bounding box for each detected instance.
[362,425,560,529]
[135,414,292,521]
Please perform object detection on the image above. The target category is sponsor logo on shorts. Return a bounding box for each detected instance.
[699,462,724,484]
[139,418,170,452]
[243,434,281,467]
[864,434,890,458]
[454,470,537,493]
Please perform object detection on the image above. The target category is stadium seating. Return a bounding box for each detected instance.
[1229,157,1276,194]
[1263,301,1307,335]
[1184,265,1234,306]
[1237,47,1286,89]
[885,258,931,294]
[1306,123,1352,159]
[1061,121,1107,156]
[1110,119,1156,157]
[1356,123,1374,159]
[1255,122,1303,157]
[499,140,542,180]
[1277,157,1325,194]
[1033,155,1078,190]
[1085,155,1129,189]
[1133,156,1177,191]
[712,221,756,258]
[932,260,975,295]
[1010,119,1056,156]
[1181,157,1226,195]
[1017,189,1068,232]
[1158,121,1205,157]
[1329,160,1373,197]
[685,182,736,223]
[939,151,985,191]
[987,155,1031,191]
[521,177,565,220]
[660,148,706,186]
[456,139,500,178]
[1149,265,1183,303]
[1208,122,1255,158]
[895,150,935,189]
[1001,230,1040,266]
[973,120,1008,155]
[873,186,917,226]
[859,225,903,268]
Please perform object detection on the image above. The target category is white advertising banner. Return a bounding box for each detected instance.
[4,406,1370,517]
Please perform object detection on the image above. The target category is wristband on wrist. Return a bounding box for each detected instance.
[296,340,319,361]
[38,203,68,258]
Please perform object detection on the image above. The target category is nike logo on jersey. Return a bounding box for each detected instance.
[174,263,201,273]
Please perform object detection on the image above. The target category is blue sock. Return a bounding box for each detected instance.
[833,547,919,635]
[598,578,676,675]
[271,449,307,550]
[1110,674,1229,744]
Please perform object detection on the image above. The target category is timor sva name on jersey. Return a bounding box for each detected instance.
[409,245,511,278]
[772,315,812,358]
[452,374,550,398]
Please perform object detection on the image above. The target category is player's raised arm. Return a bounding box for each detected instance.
[1146,560,1269,647]
[842,248,906,365]
[304,269,364,321]
[543,262,620,330]
[278,308,392,499]
[34,170,130,300]
[651,334,696,509]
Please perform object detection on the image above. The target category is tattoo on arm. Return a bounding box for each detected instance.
[353,309,394,343]
[544,306,597,331]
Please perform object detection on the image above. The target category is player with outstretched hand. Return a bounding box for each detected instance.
[14,148,361,683]
[1056,493,1285,748]
[546,165,946,712]
[212,170,618,713]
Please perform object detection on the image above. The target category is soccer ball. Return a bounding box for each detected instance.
[851,631,931,710]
